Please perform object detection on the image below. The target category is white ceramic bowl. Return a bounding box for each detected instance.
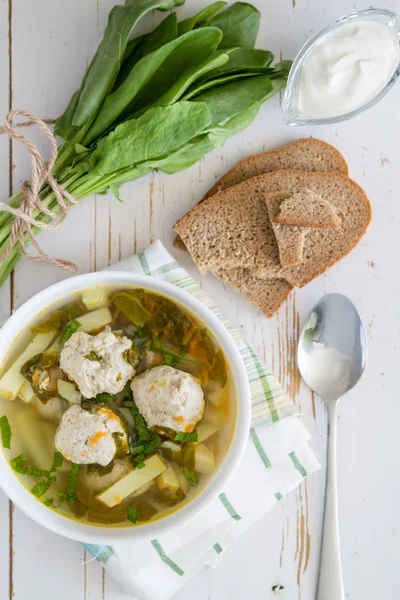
[0,271,251,544]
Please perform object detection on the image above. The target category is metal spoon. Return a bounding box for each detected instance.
[297,293,367,600]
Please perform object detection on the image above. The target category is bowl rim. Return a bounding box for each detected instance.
[281,8,400,126]
[0,271,251,544]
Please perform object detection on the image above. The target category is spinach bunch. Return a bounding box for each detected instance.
[0,1,291,287]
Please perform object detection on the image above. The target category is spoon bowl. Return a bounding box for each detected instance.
[297,293,367,600]
[298,293,367,402]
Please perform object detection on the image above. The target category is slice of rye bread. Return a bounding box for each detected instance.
[263,191,309,267]
[273,190,340,229]
[214,268,293,318]
[174,138,348,250]
[173,170,371,287]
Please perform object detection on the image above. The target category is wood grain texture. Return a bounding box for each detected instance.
[0,0,399,599]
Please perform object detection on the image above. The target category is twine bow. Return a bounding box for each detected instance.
[0,110,78,273]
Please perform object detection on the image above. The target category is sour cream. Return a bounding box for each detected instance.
[298,21,400,118]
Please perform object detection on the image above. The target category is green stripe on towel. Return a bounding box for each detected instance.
[250,428,271,468]
[151,540,184,576]
[219,493,241,521]
[138,251,151,275]
[275,492,282,501]
[213,543,223,554]
[249,348,279,422]
[289,451,307,477]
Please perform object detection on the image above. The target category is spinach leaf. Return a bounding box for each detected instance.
[31,310,68,334]
[183,70,269,101]
[193,74,273,124]
[207,2,260,49]
[144,51,229,111]
[74,0,185,128]
[90,102,212,176]
[112,290,150,326]
[85,28,222,143]
[116,13,179,89]
[178,1,227,35]
[210,48,274,74]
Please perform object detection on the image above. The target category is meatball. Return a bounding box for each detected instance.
[131,365,205,433]
[55,404,129,466]
[60,327,134,399]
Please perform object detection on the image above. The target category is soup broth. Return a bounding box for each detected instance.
[0,286,235,527]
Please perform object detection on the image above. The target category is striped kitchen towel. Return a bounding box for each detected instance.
[84,240,320,600]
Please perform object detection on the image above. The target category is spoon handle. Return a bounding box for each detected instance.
[317,401,344,600]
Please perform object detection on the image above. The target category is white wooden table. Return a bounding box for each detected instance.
[0,0,399,598]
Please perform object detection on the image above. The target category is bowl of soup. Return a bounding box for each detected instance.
[0,272,251,543]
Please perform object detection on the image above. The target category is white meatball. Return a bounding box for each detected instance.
[60,327,134,399]
[55,405,128,466]
[131,365,205,433]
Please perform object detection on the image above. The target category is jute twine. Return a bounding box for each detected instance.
[0,110,78,272]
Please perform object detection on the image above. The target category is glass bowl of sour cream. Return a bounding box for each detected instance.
[282,8,400,126]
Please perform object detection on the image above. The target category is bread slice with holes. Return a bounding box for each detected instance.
[214,268,293,318]
[173,170,371,287]
[174,138,348,250]
[273,190,340,229]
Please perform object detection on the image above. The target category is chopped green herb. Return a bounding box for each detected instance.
[60,320,81,343]
[163,354,175,366]
[174,431,198,443]
[32,477,56,498]
[0,415,11,449]
[66,463,80,502]
[121,380,132,400]
[125,398,152,442]
[183,467,199,487]
[131,435,161,461]
[51,451,64,471]
[135,460,145,470]
[90,392,116,403]
[43,497,54,507]
[10,454,51,479]
[127,506,138,524]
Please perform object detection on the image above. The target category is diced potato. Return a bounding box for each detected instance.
[196,423,218,443]
[157,464,180,492]
[194,443,216,475]
[207,388,225,409]
[171,463,190,494]
[19,379,36,403]
[76,307,112,333]
[161,441,181,453]
[12,410,55,470]
[57,379,81,404]
[82,287,108,310]
[0,331,57,400]
[96,454,167,508]
[161,440,183,463]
